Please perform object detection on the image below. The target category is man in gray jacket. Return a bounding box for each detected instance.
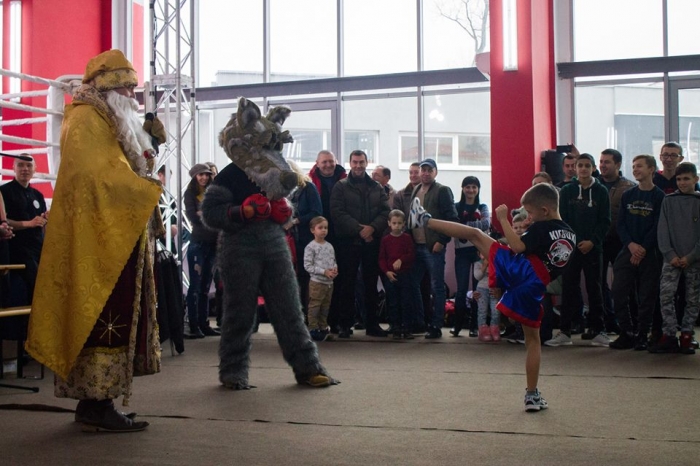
[409,158,459,338]
[330,150,390,338]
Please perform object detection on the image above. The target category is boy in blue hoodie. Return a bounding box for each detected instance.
[545,153,611,347]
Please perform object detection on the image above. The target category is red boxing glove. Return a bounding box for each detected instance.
[241,194,271,221]
[269,198,292,224]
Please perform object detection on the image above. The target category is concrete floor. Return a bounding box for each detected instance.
[1,324,699,465]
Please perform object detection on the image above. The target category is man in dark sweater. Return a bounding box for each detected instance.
[609,155,666,351]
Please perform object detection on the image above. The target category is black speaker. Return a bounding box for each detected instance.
[541,150,565,185]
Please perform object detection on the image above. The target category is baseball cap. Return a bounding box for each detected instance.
[419,158,437,170]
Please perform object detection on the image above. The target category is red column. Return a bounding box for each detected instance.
[489,0,556,228]
[1,0,111,194]
[1,0,145,197]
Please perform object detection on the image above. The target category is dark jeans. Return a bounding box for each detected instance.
[452,247,479,332]
[381,273,413,329]
[560,249,605,335]
[612,248,662,336]
[336,239,380,330]
[411,244,447,329]
[186,241,217,328]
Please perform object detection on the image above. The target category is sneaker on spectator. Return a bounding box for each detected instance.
[310,329,327,342]
[679,332,696,355]
[648,334,679,353]
[609,332,635,350]
[591,332,611,347]
[409,198,431,229]
[544,332,572,347]
[505,325,525,344]
[633,333,649,351]
[581,330,597,340]
[524,389,549,412]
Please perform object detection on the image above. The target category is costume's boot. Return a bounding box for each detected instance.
[79,399,149,433]
[75,399,136,423]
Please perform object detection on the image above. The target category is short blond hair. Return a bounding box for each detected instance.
[521,183,559,211]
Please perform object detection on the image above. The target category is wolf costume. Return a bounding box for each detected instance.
[201,97,335,389]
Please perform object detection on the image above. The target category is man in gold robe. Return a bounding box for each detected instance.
[26,49,162,433]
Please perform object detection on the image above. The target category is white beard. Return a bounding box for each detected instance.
[104,90,154,176]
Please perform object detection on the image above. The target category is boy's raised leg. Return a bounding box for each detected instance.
[409,198,496,258]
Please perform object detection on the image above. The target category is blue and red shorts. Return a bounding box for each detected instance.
[488,242,550,328]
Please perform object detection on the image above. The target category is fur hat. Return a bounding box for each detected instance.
[83,49,138,92]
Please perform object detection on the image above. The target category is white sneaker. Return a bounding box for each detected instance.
[408,197,431,229]
[524,389,549,412]
[591,332,611,347]
[544,332,572,347]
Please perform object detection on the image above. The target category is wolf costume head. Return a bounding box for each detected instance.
[218,97,298,200]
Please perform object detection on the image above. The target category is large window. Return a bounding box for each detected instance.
[423,0,489,70]
[343,96,417,166]
[199,1,263,87]
[343,0,417,76]
[573,0,662,61]
[668,0,700,56]
[270,0,337,80]
[575,83,664,176]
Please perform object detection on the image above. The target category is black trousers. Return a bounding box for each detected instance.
[335,238,381,330]
[603,237,638,330]
[612,248,662,336]
[560,249,605,334]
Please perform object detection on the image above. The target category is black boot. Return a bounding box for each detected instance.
[186,324,205,339]
[75,400,137,423]
[78,400,149,433]
[200,322,220,336]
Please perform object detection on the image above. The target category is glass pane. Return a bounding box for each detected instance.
[282,109,333,165]
[423,91,491,167]
[199,1,263,87]
[343,96,417,167]
[343,0,417,76]
[575,83,664,177]
[678,88,700,165]
[573,0,662,61]
[270,0,337,81]
[423,0,488,70]
[668,0,700,56]
[458,134,491,166]
[401,136,420,164]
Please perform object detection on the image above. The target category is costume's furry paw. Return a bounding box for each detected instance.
[222,380,257,390]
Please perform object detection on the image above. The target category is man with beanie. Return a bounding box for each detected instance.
[26,49,162,433]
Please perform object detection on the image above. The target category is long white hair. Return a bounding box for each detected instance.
[104,90,154,176]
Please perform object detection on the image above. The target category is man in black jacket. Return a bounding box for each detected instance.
[330,150,390,338]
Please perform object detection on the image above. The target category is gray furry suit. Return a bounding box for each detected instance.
[201,97,334,390]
